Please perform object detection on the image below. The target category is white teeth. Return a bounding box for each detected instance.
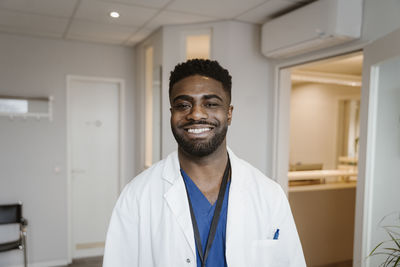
[187,128,211,134]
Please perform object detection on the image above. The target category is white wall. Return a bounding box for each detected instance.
[0,34,135,266]
[134,28,163,174]
[367,51,400,267]
[159,21,273,175]
[361,0,400,42]
[290,83,360,169]
[357,28,400,267]
[223,21,274,175]
[354,2,400,266]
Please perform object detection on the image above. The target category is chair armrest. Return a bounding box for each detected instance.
[21,218,28,226]
[20,218,28,233]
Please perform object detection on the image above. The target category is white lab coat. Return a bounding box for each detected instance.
[103,149,306,267]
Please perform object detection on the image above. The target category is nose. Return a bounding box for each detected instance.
[186,104,208,121]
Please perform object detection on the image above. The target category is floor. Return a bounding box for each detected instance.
[59,257,352,267]
[61,256,103,267]
[319,260,353,267]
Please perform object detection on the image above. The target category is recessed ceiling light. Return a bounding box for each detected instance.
[110,11,120,18]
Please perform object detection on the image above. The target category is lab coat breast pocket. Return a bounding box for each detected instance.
[249,239,290,267]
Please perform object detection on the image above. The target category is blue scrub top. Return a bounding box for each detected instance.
[181,169,231,267]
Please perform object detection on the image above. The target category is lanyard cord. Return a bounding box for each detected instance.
[185,157,231,267]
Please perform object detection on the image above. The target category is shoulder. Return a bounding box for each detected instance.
[127,160,166,190]
[230,149,285,198]
[119,151,178,203]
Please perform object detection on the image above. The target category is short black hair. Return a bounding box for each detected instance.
[169,59,232,101]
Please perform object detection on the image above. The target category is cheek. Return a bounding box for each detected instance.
[170,116,177,126]
[171,113,184,126]
[215,113,229,125]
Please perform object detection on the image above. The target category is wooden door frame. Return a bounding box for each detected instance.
[66,75,125,262]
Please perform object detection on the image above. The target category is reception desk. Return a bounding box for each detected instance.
[288,169,357,265]
[288,169,357,192]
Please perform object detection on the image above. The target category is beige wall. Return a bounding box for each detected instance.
[289,83,360,169]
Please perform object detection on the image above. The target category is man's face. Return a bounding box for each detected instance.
[170,75,233,157]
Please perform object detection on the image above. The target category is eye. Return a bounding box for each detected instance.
[173,102,191,110]
[204,102,220,108]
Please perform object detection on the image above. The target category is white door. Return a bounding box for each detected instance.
[354,28,400,267]
[68,77,121,258]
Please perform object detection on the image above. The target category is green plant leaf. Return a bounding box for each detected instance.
[382,225,400,229]
[369,212,400,266]
[383,247,400,251]
[394,255,400,266]
[388,231,400,249]
[385,253,396,266]
[370,241,385,256]
[371,252,399,257]
[382,249,399,267]
[384,227,400,237]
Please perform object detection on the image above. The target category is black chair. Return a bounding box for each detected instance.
[0,203,28,267]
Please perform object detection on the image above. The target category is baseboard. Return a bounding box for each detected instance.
[8,259,70,267]
[73,247,104,259]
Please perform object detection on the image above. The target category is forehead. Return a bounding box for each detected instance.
[170,75,228,101]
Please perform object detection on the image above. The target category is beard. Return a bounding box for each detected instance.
[171,121,228,157]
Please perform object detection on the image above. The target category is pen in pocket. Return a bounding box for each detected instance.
[273,229,280,240]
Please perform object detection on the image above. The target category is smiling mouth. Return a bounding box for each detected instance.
[186,128,212,134]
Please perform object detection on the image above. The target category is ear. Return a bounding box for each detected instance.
[227,105,233,125]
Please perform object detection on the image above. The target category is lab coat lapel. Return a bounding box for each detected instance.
[225,149,250,266]
[162,152,196,258]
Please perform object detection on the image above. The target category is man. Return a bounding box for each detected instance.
[103,59,306,267]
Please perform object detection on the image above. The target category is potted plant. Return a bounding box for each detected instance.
[369,213,400,266]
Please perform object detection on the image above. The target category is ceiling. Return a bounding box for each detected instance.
[0,0,314,47]
[297,52,363,76]
[292,52,363,87]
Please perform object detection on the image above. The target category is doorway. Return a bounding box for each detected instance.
[277,52,363,266]
[67,76,125,259]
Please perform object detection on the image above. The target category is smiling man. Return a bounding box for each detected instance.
[103,59,306,267]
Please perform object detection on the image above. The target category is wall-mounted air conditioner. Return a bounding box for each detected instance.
[261,0,362,59]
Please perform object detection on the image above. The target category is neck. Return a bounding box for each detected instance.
[178,141,229,204]
[178,141,228,175]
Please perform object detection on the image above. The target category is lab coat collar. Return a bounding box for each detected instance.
[161,147,248,188]
[162,150,181,185]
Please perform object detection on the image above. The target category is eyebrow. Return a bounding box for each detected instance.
[172,95,193,103]
[203,94,223,102]
[172,94,223,103]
